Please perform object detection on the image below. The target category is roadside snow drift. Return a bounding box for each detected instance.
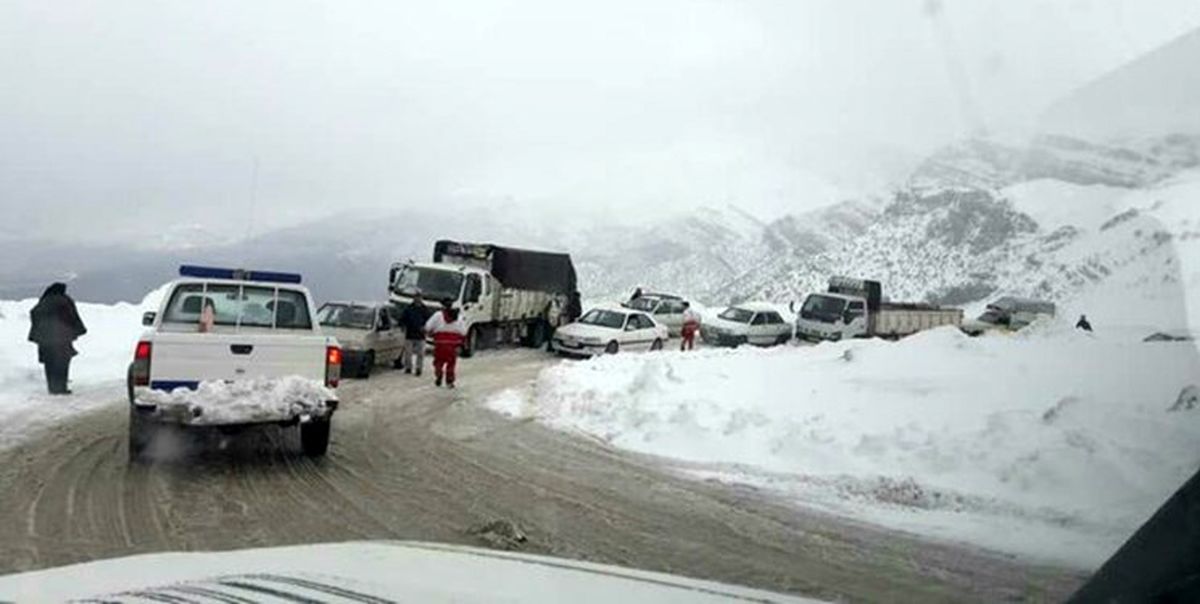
[489,326,1200,568]
[0,288,164,448]
[139,377,333,425]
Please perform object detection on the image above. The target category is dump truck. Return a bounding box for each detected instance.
[389,240,577,356]
[794,276,963,341]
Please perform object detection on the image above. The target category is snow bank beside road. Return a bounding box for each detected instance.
[489,326,1200,567]
[0,288,164,448]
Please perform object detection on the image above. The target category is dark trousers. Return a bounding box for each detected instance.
[40,347,72,394]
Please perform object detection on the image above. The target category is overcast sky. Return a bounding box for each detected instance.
[2,0,1198,245]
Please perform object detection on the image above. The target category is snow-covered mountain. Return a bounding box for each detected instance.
[679,134,1200,330]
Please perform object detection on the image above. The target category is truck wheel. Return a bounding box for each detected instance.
[528,321,548,349]
[605,341,619,355]
[301,418,331,457]
[461,327,479,358]
[360,352,375,379]
[650,339,663,351]
[128,407,154,463]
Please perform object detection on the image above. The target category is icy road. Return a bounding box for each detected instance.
[0,350,1084,602]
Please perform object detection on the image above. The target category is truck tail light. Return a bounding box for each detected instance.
[132,341,152,387]
[325,346,342,388]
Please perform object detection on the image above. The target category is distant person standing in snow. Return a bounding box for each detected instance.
[630,287,643,302]
[425,300,467,388]
[398,291,430,376]
[27,282,87,395]
[680,301,701,351]
[1076,314,1093,332]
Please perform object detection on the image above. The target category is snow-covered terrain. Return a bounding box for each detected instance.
[488,325,1200,568]
[0,288,163,448]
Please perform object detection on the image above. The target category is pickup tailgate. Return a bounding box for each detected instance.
[149,332,329,386]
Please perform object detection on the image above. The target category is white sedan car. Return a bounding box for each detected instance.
[701,302,793,347]
[551,307,669,356]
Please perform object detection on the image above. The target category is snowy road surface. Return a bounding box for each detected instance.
[0,350,1084,602]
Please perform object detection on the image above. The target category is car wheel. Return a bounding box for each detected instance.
[301,418,332,457]
[650,338,663,351]
[461,327,479,358]
[128,407,154,463]
[360,352,375,379]
[605,341,619,355]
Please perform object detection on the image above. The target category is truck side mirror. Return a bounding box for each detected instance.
[843,312,854,325]
[142,311,157,326]
[388,266,399,290]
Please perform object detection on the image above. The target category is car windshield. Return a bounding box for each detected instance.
[718,307,755,323]
[800,295,848,322]
[578,309,627,329]
[317,304,375,329]
[393,267,464,303]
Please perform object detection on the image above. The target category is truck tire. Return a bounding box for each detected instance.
[359,352,375,379]
[128,407,154,463]
[605,341,619,355]
[301,418,331,457]
[528,321,549,349]
[461,327,479,358]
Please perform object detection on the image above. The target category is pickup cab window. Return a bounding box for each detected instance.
[163,284,312,329]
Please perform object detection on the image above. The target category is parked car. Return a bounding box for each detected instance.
[551,306,669,357]
[701,303,792,347]
[961,296,1056,336]
[317,301,404,378]
[623,292,689,336]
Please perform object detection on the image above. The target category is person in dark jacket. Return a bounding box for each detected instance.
[27,283,87,395]
[397,291,430,376]
[630,287,644,302]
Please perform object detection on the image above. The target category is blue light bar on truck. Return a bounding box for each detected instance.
[179,265,303,284]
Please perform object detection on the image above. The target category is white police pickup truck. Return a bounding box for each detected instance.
[127,266,341,461]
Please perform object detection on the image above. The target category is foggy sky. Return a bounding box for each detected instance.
[2,0,1198,245]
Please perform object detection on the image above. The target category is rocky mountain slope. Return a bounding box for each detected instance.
[687,134,1200,330]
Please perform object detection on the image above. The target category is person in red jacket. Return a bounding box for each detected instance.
[680,301,701,351]
[424,300,468,388]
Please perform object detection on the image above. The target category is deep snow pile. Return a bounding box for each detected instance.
[488,326,1200,567]
[139,377,333,425]
[0,287,165,447]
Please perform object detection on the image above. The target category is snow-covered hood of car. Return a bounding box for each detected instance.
[703,317,750,335]
[557,322,620,341]
[0,541,820,603]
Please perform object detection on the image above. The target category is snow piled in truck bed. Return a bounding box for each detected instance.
[488,326,1200,568]
[139,377,333,425]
